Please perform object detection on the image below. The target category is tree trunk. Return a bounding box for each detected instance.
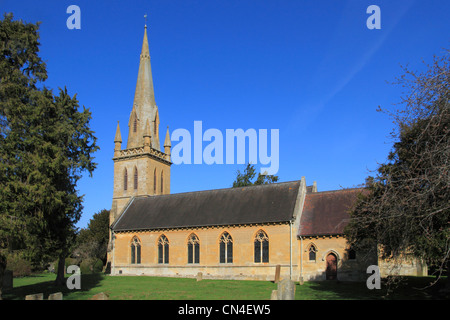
[0,253,7,300]
[446,260,450,291]
[54,254,66,287]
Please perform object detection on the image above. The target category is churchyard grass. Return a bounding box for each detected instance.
[2,272,446,300]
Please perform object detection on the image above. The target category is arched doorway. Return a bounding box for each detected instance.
[326,253,337,280]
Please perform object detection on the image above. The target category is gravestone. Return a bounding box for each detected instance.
[2,270,13,290]
[196,272,203,282]
[299,276,304,285]
[277,279,295,300]
[48,292,63,300]
[270,290,278,300]
[25,293,44,300]
[274,265,281,283]
[90,292,109,300]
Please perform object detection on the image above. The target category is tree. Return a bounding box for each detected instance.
[74,209,110,265]
[0,13,98,294]
[345,49,450,288]
[0,13,48,298]
[232,163,279,187]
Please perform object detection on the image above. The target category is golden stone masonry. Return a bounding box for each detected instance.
[106,25,427,282]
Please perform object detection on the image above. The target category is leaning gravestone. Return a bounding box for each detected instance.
[196,272,203,282]
[274,265,281,283]
[277,279,295,300]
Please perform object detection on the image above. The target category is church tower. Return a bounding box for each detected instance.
[110,25,172,227]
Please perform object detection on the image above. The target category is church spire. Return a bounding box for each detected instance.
[127,23,160,150]
[114,121,122,157]
[164,126,171,159]
[114,121,122,143]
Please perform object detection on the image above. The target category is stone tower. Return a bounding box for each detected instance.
[110,25,172,228]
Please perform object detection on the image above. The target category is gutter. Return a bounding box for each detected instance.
[290,220,293,280]
[299,235,303,282]
[111,229,116,275]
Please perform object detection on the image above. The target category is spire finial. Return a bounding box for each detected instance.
[144,13,148,28]
[164,126,171,148]
[114,121,122,143]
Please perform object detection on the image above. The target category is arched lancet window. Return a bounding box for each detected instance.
[158,234,169,264]
[254,230,269,263]
[160,171,164,193]
[130,237,141,264]
[187,234,200,264]
[347,247,356,260]
[309,244,317,261]
[123,168,128,191]
[134,167,138,190]
[219,232,233,263]
[153,168,157,194]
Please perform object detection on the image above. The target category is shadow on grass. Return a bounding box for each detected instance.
[296,277,448,300]
[2,273,104,300]
[296,280,385,300]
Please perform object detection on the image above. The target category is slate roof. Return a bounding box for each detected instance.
[298,188,363,237]
[112,181,301,232]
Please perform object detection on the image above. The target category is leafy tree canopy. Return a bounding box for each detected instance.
[75,209,110,264]
[232,163,279,187]
[345,49,450,285]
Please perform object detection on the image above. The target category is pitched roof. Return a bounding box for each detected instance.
[112,181,301,232]
[298,188,363,237]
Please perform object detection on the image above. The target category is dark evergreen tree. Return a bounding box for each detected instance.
[0,14,98,293]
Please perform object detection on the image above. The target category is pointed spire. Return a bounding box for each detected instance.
[135,25,153,103]
[164,126,171,147]
[129,24,160,150]
[140,25,150,60]
[144,119,151,138]
[114,121,122,143]
[143,119,152,152]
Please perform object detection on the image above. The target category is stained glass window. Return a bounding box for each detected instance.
[219,232,233,263]
[158,234,169,264]
[309,244,317,261]
[130,237,141,264]
[187,234,200,264]
[254,230,269,263]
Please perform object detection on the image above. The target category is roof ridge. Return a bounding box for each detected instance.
[307,187,364,195]
[133,180,301,200]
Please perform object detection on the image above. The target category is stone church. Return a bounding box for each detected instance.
[107,26,427,282]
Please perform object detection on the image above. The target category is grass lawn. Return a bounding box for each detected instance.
[2,272,447,300]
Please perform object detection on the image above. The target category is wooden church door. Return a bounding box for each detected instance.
[326,253,337,280]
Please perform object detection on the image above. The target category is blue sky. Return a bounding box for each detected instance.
[2,0,449,229]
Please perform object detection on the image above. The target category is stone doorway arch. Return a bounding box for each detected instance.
[326,253,337,280]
